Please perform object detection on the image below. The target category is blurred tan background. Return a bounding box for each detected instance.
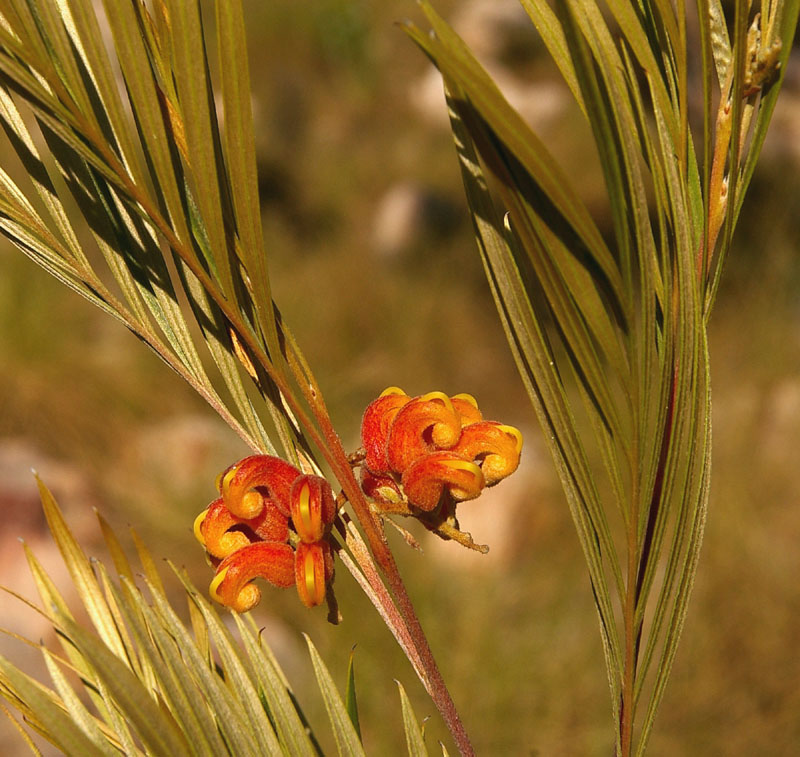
[1,0,799,753]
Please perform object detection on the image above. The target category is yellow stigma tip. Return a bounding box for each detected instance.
[452,393,479,409]
[498,425,524,453]
[209,567,229,603]
[193,509,208,545]
[441,459,483,478]
[380,386,407,397]
[420,391,454,413]
[219,466,237,494]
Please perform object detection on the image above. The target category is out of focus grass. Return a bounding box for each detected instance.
[1,1,798,753]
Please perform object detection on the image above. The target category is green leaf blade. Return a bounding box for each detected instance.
[304,635,366,757]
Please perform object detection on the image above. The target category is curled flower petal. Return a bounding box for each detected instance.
[386,392,463,474]
[359,467,403,504]
[361,388,410,474]
[451,393,483,426]
[217,455,301,519]
[452,421,524,486]
[400,451,485,511]
[195,498,247,558]
[195,497,289,559]
[295,541,334,608]
[290,474,336,544]
[209,541,295,613]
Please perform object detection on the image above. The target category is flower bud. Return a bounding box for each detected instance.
[217,455,301,519]
[360,387,410,474]
[195,497,290,560]
[400,451,485,511]
[386,392,462,474]
[451,393,483,426]
[209,541,296,613]
[451,421,523,486]
[359,467,403,504]
[294,541,334,608]
[290,474,336,544]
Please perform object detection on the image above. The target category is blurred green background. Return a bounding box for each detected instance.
[1,0,799,753]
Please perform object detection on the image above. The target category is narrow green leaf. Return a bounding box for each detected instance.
[167,0,233,295]
[11,540,146,756]
[93,566,155,694]
[231,613,319,757]
[99,0,193,252]
[166,570,300,755]
[53,613,191,757]
[95,511,135,586]
[518,0,585,114]
[40,648,117,756]
[35,477,130,663]
[20,0,95,133]
[0,700,43,757]
[177,262,277,455]
[135,581,268,757]
[215,0,279,354]
[731,0,800,226]
[38,133,150,326]
[63,0,149,188]
[0,85,90,269]
[90,677,142,757]
[443,82,623,700]
[396,681,428,757]
[0,38,129,191]
[109,577,232,757]
[0,656,106,757]
[304,635,366,757]
[129,527,166,597]
[187,595,212,668]
[599,0,679,147]
[345,647,362,741]
[406,9,631,437]
[407,2,625,307]
[443,77,625,576]
[637,391,711,756]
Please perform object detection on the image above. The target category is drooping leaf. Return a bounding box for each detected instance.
[441,79,624,697]
[404,0,784,752]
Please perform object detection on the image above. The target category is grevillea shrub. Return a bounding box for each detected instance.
[0,1,797,755]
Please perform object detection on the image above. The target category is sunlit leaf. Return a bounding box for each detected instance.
[305,635,366,757]
[0,656,107,757]
[396,680,428,757]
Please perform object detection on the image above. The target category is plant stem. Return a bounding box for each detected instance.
[306,382,475,757]
[55,64,474,756]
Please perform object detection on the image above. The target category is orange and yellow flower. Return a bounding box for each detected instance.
[195,455,336,612]
[359,387,522,513]
[196,388,522,608]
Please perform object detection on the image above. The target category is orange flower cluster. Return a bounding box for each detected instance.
[359,387,523,515]
[194,455,335,613]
